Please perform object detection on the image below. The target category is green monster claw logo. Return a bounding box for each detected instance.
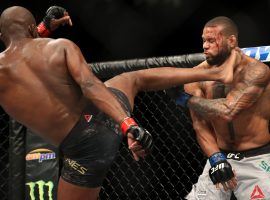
[26,180,54,200]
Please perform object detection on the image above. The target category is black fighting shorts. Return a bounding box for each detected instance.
[59,88,132,188]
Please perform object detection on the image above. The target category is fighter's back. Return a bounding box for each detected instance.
[0,38,86,145]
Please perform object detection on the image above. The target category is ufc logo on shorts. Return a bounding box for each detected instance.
[227,153,242,160]
[210,163,225,174]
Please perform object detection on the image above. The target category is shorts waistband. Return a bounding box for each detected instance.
[59,105,97,151]
[221,142,270,160]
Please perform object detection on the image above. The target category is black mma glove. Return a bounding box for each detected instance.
[37,6,66,37]
[121,117,153,151]
[209,152,234,184]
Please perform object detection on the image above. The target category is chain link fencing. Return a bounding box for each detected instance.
[0,91,205,200]
[0,90,203,200]
[0,90,237,199]
[100,90,205,199]
[0,88,262,199]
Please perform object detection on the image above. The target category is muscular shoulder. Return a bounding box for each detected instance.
[42,39,81,63]
[243,58,270,86]
[47,38,77,50]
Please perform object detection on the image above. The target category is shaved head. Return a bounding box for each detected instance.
[205,16,238,39]
[202,16,239,65]
[0,6,36,40]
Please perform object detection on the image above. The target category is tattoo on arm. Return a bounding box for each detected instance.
[188,63,269,120]
[188,97,230,119]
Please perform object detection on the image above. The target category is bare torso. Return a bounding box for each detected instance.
[0,38,87,145]
[202,56,270,151]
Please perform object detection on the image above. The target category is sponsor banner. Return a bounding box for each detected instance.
[242,46,270,62]
[26,180,54,200]
[25,129,59,200]
[26,148,56,163]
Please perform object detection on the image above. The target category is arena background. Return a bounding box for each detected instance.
[1,0,270,200]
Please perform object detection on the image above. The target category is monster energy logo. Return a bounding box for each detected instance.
[26,180,54,200]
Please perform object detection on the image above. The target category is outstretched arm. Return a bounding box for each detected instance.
[37,6,72,37]
[187,62,270,121]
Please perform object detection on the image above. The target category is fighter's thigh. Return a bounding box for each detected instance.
[105,72,137,109]
[57,177,101,200]
[233,156,270,199]
[186,162,231,200]
[61,124,122,189]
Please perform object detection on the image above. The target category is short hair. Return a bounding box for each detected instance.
[205,16,238,38]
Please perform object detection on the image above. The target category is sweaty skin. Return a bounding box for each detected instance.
[0,37,133,145]
[0,7,133,146]
[185,23,270,192]
[0,7,246,200]
[189,55,270,151]
[0,7,237,147]
[0,35,234,146]
[187,24,270,152]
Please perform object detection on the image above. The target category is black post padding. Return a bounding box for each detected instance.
[91,53,205,79]
[9,120,26,200]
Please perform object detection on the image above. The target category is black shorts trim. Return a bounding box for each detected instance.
[221,142,270,160]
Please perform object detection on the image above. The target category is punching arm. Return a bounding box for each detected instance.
[37,6,72,37]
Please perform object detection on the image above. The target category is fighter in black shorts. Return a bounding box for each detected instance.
[36,6,239,191]
[1,6,238,200]
[60,88,133,187]
[56,52,239,199]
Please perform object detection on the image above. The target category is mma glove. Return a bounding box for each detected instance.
[165,87,193,108]
[121,117,153,152]
[209,152,234,184]
[175,91,193,107]
[37,6,66,37]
